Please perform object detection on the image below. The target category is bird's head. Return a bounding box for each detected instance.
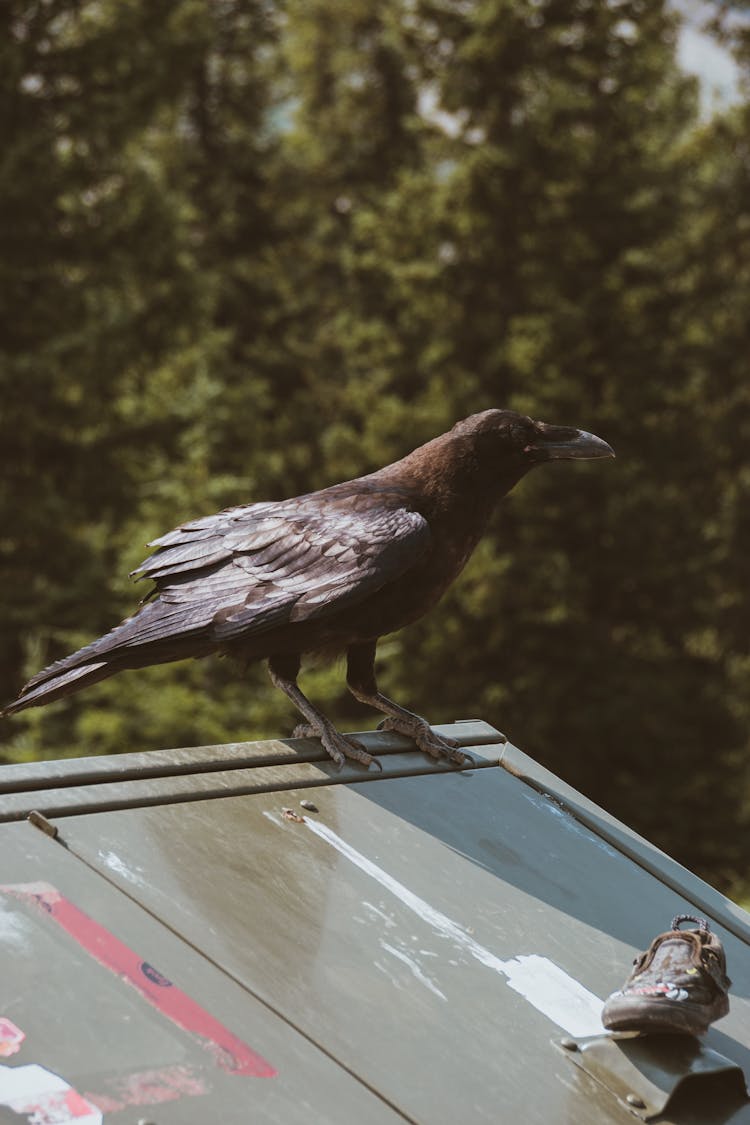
[389,409,614,508]
[448,408,614,486]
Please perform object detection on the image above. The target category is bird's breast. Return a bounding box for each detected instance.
[337,533,479,641]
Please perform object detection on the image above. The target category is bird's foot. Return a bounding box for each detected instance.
[377,717,470,765]
[292,723,381,771]
[292,723,319,740]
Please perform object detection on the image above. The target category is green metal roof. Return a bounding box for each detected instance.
[1,721,748,1123]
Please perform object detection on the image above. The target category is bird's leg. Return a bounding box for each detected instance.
[346,641,469,765]
[267,653,378,770]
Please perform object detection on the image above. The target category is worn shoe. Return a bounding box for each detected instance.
[602,914,731,1035]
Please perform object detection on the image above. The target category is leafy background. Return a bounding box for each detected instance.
[2,0,749,899]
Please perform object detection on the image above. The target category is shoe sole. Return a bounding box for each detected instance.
[602,996,728,1036]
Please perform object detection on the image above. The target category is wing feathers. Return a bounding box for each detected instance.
[133,542,229,580]
[15,492,431,710]
[136,496,431,643]
[5,489,431,716]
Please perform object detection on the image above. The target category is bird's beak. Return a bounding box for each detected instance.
[525,426,615,462]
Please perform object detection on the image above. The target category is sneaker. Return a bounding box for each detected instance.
[602,914,731,1035]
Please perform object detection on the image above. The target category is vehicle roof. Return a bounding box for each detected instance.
[1,720,748,1123]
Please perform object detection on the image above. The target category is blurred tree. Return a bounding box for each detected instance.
[0,0,210,727]
[1,0,749,894]
[0,0,285,755]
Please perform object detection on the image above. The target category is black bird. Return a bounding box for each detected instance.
[3,410,613,767]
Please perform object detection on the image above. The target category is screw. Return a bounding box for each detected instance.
[300,800,318,812]
[626,1094,646,1109]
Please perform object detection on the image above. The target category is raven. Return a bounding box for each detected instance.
[3,410,613,767]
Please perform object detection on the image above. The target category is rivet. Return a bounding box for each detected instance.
[560,1038,578,1051]
[28,810,58,838]
[626,1094,646,1108]
[300,800,318,812]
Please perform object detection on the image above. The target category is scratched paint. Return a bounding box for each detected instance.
[519,791,620,858]
[0,882,276,1079]
[85,1065,209,1113]
[0,898,31,949]
[268,811,604,1038]
[0,1063,102,1124]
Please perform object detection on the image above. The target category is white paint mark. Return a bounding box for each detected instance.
[374,960,405,991]
[296,816,604,1037]
[361,902,397,928]
[380,941,447,1000]
[98,851,145,886]
[0,1063,102,1123]
[501,955,607,1033]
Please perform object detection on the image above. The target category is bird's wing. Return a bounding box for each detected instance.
[6,492,428,708]
[129,492,431,643]
[131,501,283,581]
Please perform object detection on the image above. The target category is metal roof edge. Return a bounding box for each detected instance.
[499,741,750,946]
[0,719,505,793]
[0,720,505,821]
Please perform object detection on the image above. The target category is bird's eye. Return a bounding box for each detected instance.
[513,423,536,447]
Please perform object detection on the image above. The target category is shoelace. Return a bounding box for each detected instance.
[665,915,730,989]
[671,913,709,932]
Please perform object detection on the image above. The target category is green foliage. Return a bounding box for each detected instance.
[1,0,749,897]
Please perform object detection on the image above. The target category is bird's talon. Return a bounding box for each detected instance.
[373,716,468,764]
[290,722,370,768]
[321,732,375,769]
[426,741,468,764]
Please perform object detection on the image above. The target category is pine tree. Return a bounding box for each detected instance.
[0,1,226,751]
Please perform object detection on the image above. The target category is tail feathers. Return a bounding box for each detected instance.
[3,598,217,717]
[2,661,111,716]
